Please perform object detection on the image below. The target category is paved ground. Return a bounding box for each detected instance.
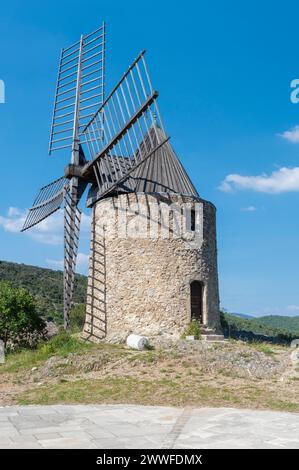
[0,405,298,449]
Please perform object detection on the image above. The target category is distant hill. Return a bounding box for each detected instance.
[253,315,299,332]
[0,260,87,323]
[222,311,299,343]
[231,312,254,320]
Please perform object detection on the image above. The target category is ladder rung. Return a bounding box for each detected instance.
[80,101,102,112]
[82,67,103,80]
[83,41,104,56]
[50,143,72,151]
[51,127,73,136]
[51,135,73,144]
[82,58,103,72]
[63,39,80,54]
[58,72,77,85]
[56,94,76,105]
[81,77,100,87]
[81,85,101,96]
[82,51,102,63]
[84,33,104,47]
[80,92,103,104]
[59,60,78,76]
[80,112,97,120]
[55,102,75,113]
[61,53,79,68]
[62,46,80,60]
[54,110,74,120]
[53,118,74,128]
[56,86,77,97]
[84,25,104,41]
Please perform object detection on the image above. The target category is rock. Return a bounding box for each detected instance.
[45,321,59,340]
[31,367,38,372]
[291,339,299,349]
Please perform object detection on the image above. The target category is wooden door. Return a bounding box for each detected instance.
[190,281,203,323]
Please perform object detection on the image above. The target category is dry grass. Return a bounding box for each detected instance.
[1,335,298,412]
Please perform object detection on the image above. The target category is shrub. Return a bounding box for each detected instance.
[182,320,201,339]
[70,303,86,332]
[0,281,46,350]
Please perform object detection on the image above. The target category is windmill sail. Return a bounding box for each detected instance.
[47,23,106,328]
[21,176,67,231]
[49,22,106,154]
[81,50,169,201]
[22,23,106,330]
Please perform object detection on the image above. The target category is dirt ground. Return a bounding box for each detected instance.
[0,339,298,412]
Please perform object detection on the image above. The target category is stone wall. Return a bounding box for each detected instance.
[83,192,220,342]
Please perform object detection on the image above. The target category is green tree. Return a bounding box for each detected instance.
[0,281,46,349]
[70,303,86,331]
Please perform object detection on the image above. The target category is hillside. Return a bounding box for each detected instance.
[0,260,87,323]
[231,312,254,320]
[255,315,299,332]
[223,312,299,342]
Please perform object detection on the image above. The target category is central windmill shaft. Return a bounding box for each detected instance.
[63,34,84,330]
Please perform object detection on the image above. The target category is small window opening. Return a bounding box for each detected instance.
[191,209,196,232]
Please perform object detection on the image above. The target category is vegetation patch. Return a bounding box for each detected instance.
[16,373,299,412]
[1,331,95,373]
[0,260,87,325]
[0,281,46,349]
[182,320,201,339]
[221,311,299,344]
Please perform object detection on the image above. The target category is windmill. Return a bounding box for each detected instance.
[21,22,170,331]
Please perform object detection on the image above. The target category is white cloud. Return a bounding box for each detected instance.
[81,212,92,232]
[278,125,299,143]
[219,167,299,194]
[7,207,23,217]
[0,211,25,233]
[46,252,89,275]
[0,206,91,245]
[287,305,299,312]
[46,258,64,270]
[241,206,257,212]
[30,210,64,245]
[76,253,89,274]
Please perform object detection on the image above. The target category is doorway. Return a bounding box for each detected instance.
[190,281,203,323]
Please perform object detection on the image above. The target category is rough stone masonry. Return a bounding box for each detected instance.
[83,192,220,342]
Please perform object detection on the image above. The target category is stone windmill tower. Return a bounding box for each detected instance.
[84,134,221,343]
[21,23,221,341]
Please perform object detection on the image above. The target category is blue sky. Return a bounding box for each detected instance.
[1,0,299,316]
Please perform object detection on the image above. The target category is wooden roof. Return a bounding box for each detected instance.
[86,127,199,207]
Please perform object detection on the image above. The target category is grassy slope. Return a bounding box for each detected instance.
[1,333,298,412]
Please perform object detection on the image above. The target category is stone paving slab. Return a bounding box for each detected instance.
[0,405,298,449]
